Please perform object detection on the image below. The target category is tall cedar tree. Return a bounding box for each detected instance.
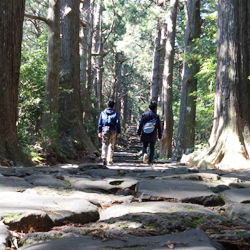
[59,0,96,158]
[0,0,34,166]
[80,0,93,119]
[193,0,250,169]
[42,0,61,133]
[172,0,201,160]
[160,0,178,158]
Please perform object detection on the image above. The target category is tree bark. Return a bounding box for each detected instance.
[93,0,104,110]
[151,23,162,102]
[59,0,96,157]
[159,0,178,159]
[172,0,200,161]
[0,0,34,166]
[42,0,61,134]
[192,0,250,169]
[114,52,125,114]
[80,0,93,119]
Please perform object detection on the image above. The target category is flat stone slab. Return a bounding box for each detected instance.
[221,170,250,181]
[64,175,137,193]
[0,222,10,250]
[0,175,33,192]
[225,203,250,223]
[0,191,99,232]
[137,178,224,206]
[78,168,121,177]
[23,186,134,207]
[221,187,250,203]
[18,229,223,250]
[100,201,220,220]
[113,151,138,160]
[24,174,69,189]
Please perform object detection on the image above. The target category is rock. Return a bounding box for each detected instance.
[0,191,99,233]
[63,175,137,193]
[18,229,224,250]
[99,201,229,235]
[221,187,250,204]
[1,133,250,250]
[100,201,219,220]
[225,203,250,224]
[137,178,225,206]
[0,175,33,192]
[24,174,69,189]
[0,222,10,250]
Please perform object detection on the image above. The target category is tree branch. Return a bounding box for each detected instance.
[92,51,110,57]
[103,0,115,43]
[24,13,49,25]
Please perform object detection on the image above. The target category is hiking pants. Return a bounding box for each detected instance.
[142,142,155,164]
[101,130,117,163]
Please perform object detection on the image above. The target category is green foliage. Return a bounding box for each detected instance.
[195,3,217,146]
[17,0,219,163]
[24,144,45,163]
[84,106,101,142]
[19,34,47,145]
[102,0,162,124]
[177,1,217,148]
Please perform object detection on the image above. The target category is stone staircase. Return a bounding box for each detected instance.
[113,125,142,163]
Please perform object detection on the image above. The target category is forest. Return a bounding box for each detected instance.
[0,0,250,170]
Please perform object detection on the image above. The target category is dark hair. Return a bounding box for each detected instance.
[149,100,157,111]
[107,99,115,108]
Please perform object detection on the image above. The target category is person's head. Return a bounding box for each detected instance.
[149,100,157,111]
[107,99,115,108]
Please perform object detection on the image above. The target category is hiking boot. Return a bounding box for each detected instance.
[143,153,148,164]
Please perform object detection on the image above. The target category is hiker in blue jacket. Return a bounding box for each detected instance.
[98,100,121,166]
[138,100,162,165]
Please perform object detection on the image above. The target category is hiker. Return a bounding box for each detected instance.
[137,100,162,165]
[98,100,121,166]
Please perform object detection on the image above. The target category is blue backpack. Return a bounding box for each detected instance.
[143,117,157,134]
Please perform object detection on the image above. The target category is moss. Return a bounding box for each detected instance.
[64,180,72,187]
[4,213,23,223]
[144,224,157,231]
[20,235,64,247]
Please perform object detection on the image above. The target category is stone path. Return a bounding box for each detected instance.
[1,126,250,249]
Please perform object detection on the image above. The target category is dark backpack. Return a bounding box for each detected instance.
[143,117,157,134]
[102,111,117,127]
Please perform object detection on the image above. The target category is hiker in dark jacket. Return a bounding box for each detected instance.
[137,100,162,165]
[98,100,121,166]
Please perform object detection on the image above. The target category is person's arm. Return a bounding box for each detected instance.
[97,112,103,137]
[137,114,144,137]
[157,115,162,141]
[115,113,121,138]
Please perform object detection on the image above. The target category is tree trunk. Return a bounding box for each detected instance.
[0,0,34,166]
[93,0,104,110]
[151,23,162,102]
[123,85,128,124]
[114,52,124,114]
[192,0,250,170]
[59,0,96,158]
[122,67,129,124]
[80,0,93,119]
[159,0,178,159]
[42,0,61,134]
[172,0,200,161]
